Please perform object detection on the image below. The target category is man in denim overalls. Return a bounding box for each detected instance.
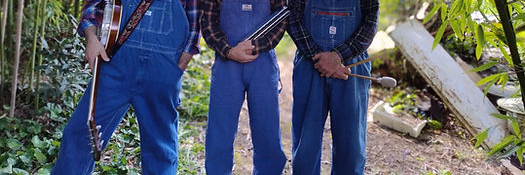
[51,0,199,174]
[287,0,379,174]
[200,0,287,174]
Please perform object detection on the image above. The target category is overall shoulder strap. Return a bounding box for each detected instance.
[110,0,155,56]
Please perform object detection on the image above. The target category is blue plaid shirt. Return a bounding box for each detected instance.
[78,0,200,54]
[287,0,379,61]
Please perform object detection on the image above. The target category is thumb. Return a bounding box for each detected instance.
[100,49,110,62]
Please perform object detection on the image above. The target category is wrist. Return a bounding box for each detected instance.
[224,46,233,60]
[331,51,342,64]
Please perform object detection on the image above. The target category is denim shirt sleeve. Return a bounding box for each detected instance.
[77,0,103,37]
[333,0,379,61]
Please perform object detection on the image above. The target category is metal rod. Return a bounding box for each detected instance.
[348,73,378,82]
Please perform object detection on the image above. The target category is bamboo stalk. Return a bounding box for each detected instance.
[29,0,41,92]
[6,0,13,58]
[34,0,47,112]
[0,0,8,91]
[494,0,525,109]
[73,0,79,18]
[9,0,23,117]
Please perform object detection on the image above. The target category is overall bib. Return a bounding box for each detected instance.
[291,0,371,174]
[52,0,189,174]
[205,0,286,174]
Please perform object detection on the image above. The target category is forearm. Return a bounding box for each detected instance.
[84,26,98,43]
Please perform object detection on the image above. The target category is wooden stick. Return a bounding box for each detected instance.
[345,56,381,68]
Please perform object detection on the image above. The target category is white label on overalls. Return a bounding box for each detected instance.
[329,26,337,35]
[145,10,152,16]
[242,4,252,11]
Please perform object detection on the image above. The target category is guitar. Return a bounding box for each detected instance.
[87,0,122,161]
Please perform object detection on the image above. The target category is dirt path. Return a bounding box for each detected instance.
[229,53,505,174]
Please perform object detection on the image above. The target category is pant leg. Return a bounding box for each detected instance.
[246,52,286,175]
[129,51,184,175]
[52,52,132,175]
[329,54,371,175]
[205,58,246,175]
[291,53,329,175]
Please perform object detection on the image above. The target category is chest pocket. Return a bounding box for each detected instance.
[309,6,356,50]
[220,0,263,45]
[135,0,174,35]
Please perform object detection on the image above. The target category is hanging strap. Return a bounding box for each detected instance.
[110,0,155,56]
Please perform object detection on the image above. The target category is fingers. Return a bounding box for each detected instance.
[178,63,186,71]
[87,57,94,70]
[238,40,253,46]
[100,49,110,62]
[334,71,349,80]
[342,65,351,75]
[312,54,320,61]
[239,54,258,63]
[238,40,255,51]
[314,60,337,77]
[332,65,350,80]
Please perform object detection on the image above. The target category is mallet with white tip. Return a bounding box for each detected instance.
[347,73,397,88]
[342,56,398,88]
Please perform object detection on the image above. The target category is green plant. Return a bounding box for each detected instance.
[179,40,213,121]
[429,0,525,164]
[425,0,525,100]
[387,89,418,115]
[472,113,525,166]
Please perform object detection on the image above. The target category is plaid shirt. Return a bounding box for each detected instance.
[199,0,287,58]
[78,0,200,54]
[287,0,379,61]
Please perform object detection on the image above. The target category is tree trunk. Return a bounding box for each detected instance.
[0,0,8,90]
[9,0,23,117]
[494,0,525,108]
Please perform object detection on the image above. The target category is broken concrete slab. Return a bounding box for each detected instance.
[389,20,506,147]
[371,101,427,138]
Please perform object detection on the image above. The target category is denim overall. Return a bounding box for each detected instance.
[291,0,371,174]
[204,0,286,174]
[52,0,188,174]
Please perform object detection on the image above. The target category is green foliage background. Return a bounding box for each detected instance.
[0,1,211,174]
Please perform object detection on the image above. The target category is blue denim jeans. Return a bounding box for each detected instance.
[291,0,371,174]
[204,0,286,174]
[52,0,188,174]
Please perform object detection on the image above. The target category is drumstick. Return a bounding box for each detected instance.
[329,53,396,87]
[345,56,381,68]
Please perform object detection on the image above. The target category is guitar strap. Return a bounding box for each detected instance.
[110,0,154,56]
